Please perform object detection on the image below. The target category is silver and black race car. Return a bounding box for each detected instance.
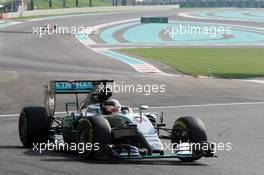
[18,80,216,162]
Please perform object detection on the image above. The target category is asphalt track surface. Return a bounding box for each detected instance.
[0,9,264,175]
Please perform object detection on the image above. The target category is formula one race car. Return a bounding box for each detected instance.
[18,80,215,161]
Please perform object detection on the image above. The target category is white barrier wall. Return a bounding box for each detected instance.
[2,5,179,18]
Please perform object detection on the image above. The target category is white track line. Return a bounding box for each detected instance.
[243,80,264,84]
[0,113,20,117]
[178,12,259,23]
[131,64,164,73]
[149,101,264,109]
[77,18,139,45]
[0,111,66,118]
[177,13,264,32]
[92,18,139,30]
[91,43,264,47]
[1,101,264,118]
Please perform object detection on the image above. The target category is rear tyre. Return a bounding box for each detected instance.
[19,106,49,148]
[171,116,207,162]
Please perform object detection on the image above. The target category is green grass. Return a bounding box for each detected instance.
[34,0,111,9]
[121,48,264,79]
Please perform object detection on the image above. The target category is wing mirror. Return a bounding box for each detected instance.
[139,105,149,122]
[139,105,149,110]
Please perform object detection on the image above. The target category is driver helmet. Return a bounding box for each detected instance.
[104,99,121,114]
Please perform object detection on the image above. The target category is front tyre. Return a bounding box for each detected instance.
[76,119,93,158]
[19,106,50,148]
[77,117,112,160]
[171,116,207,162]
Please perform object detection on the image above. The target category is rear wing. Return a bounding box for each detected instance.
[44,80,113,115]
[50,80,113,94]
